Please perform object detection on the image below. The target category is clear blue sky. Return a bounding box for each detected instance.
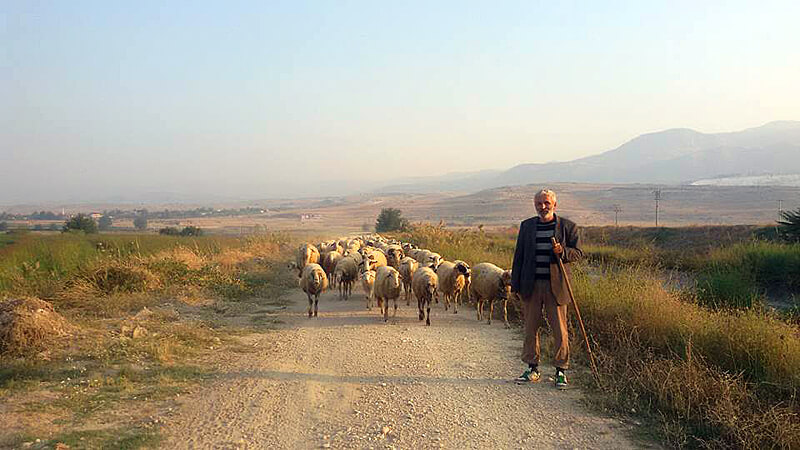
[2,1,799,203]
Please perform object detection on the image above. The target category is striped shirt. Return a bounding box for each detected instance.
[535,220,556,279]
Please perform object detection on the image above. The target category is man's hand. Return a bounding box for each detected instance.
[551,238,563,256]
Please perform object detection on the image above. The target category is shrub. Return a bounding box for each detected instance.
[133,215,148,231]
[98,215,113,231]
[62,214,98,234]
[375,208,409,232]
[779,207,800,242]
[159,227,180,236]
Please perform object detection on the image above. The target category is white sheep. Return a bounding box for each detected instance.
[359,248,388,273]
[412,267,438,326]
[397,256,419,306]
[469,262,513,327]
[360,269,376,310]
[321,250,343,287]
[437,260,471,314]
[300,263,328,318]
[374,266,402,322]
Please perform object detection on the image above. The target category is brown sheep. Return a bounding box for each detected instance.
[385,244,405,269]
[321,250,343,287]
[300,263,328,317]
[437,260,471,314]
[469,263,512,327]
[359,248,388,273]
[374,266,402,322]
[412,267,438,326]
[333,256,359,300]
[295,243,320,277]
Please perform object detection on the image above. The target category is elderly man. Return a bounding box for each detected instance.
[511,189,582,389]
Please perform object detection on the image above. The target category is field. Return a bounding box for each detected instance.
[2,221,799,448]
[0,230,302,448]
[396,224,800,448]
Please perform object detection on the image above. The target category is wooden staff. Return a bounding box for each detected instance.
[552,237,602,388]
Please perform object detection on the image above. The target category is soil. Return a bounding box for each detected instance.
[161,288,653,449]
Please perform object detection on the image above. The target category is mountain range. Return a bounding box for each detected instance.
[378,121,800,193]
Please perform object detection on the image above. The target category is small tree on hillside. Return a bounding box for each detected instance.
[63,214,98,234]
[98,215,113,231]
[133,215,148,231]
[375,208,409,232]
[778,208,800,242]
[0,221,7,232]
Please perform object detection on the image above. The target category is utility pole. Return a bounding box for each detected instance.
[653,189,662,227]
[612,204,622,226]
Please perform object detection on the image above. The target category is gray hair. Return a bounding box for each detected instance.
[534,189,557,202]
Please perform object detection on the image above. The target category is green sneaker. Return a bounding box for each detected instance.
[555,369,568,389]
[514,367,541,384]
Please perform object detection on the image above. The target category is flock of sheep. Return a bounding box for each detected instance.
[291,234,512,327]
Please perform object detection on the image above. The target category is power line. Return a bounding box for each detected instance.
[612,204,622,226]
[653,189,662,227]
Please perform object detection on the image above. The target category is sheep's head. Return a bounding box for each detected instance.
[455,261,471,278]
[498,270,512,299]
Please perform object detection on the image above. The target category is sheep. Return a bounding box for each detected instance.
[414,249,443,270]
[343,248,363,266]
[295,243,320,277]
[469,263,513,328]
[437,260,471,314]
[374,266,403,322]
[385,244,405,269]
[398,256,418,306]
[359,248,387,273]
[412,267,438,326]
[333,256,359,300]
[360,269,376,310]
[300,263,328,317]
[321,250,343,287]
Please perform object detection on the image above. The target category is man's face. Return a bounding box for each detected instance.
[534,194,557,221]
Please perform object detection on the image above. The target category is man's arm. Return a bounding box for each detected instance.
[510,221,526,293]
[561,221,583,263]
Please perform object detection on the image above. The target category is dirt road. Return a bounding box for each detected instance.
[162,288,646,449]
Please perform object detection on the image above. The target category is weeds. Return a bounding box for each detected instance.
[402,224,800,448]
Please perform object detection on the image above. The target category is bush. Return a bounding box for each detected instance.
[375,208,409,232]
[98,215,112,231]
[0,222,7,232]
[159,226,203,237]
[133,216,148,231]
[779,208,800,242]
[62,214,97,234]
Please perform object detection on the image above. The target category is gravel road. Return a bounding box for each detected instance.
[162,288,648,449]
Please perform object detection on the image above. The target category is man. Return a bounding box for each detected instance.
[510,189,582,389]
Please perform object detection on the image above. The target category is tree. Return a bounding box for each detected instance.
[98,215,113,231]
[375,208,409,232]
[62,214,98,233]
[0,221,8,232]
[778,208,800,242]
[133,215,148,231]
[179,226,203,236]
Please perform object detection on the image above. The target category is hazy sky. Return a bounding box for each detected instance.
[3,1,799,204]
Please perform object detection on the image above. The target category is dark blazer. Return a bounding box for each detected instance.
[510,214,582,305]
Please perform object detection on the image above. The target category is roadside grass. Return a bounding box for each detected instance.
[401,224,800,448]
[0,231,297,446]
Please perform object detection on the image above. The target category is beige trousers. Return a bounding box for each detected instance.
[521,279,570,369]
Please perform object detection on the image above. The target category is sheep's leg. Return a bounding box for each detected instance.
[488,299,494,324]
[405,286,411,306]
[314,294,319,317]
[477,299,483,321]
[426,303,431,326]
[503,298,510,328]
[307,293,313,318]
[418,298,425,321]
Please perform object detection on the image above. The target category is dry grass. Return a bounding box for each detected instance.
[0,297,72,356]
[401,224,800,448]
